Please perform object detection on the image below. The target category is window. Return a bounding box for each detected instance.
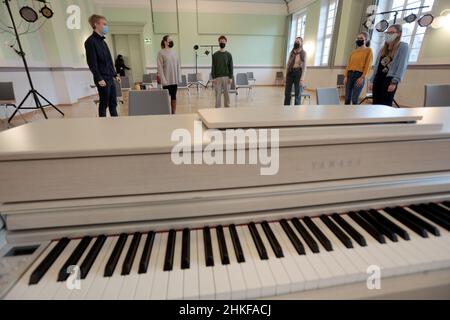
[315,0,340,66]
[371,0,435,63]
[287,10,307,62]
[296,12,307,39]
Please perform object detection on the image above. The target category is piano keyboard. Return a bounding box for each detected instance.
[5,202,450,300]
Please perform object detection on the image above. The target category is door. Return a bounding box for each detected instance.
[113,34,144,85]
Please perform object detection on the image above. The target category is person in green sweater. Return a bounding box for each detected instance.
[212,35,234,108]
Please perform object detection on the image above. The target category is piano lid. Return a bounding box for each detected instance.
[198,105,423,129]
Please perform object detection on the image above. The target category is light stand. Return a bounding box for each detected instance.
[4,0,64,124]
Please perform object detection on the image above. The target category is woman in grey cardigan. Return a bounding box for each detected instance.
[369,24,410,107]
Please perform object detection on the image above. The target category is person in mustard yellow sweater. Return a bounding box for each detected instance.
[344,32,373,105]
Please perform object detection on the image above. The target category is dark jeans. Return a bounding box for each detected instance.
[97,78,118,117]
[284,69,302,106]
[373,75,397,107]
[345,71,364,105]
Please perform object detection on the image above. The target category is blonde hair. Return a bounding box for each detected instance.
[381,24,402,58]
[88,14,106,30]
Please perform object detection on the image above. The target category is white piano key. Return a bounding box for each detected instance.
[210,227,232,300]
[197,229,216,300]
[54,238,96,300]
[341,215,400,277]
[267,222,306,292]
[84,236,119,300]
[313,218,366,282]
[149,232,170,300]
[225,227,262,299]
[134,233,162,300]
[5,242,56,300]
[101,236,132,300]
[69,237,115,300]
[238,225,277,297]
[287,220,338,288]
[183,230,199,300]
[167,231,184,300]
[117,234,146,300]
[217,228,247,300]
[25,240,81,300]
[37,239,83,300]
[271,222,320,290]
[254,223,293,295]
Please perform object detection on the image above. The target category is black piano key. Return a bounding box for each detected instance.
[121,232,141,275]
[370,210,410,241]
[395,206,440,236]
[29,238,70,285]
[229,224,245,263]
[302,217,333,251]
[331,214,367,247]
[383,207,428,238]
[320,215,353,249]
[138,231,155,274]
[104,233,128,277]
[360,210,398,242]
[248,223,269,260]
[181,228,190,270]
[163,230,176,271]
[292,218,320,253]
[203,227,214,267]
[348,211,386,244]
[261,221,284,258]
[216,226,230,265]
[80,235,107,279]
[426,203,450,222]
[409,205,449,232]
[57,236,92,282]
[280,219,305,255]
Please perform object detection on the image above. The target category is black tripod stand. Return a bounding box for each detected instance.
[4,0,64,124]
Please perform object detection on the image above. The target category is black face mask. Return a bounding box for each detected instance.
[168,41,174,48]
[356,39,365,47]
[294,43,300,50]
[219,43,226,49]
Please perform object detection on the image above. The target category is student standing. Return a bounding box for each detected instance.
[115,55,130,77]
[344,32,373,105]
[212,35,234,108]
[284,37,307,106]
[370,24,410,107]
[157,35,181,114]
[85,14,119,117]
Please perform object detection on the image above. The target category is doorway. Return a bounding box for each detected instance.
[112,34,144,85]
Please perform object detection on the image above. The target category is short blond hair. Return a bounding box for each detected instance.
[88,14,106,29]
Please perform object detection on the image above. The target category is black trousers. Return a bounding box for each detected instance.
[372,75,397,107]
[97,78,118,117]
[284,69,302,106]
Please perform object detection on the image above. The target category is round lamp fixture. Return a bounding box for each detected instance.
[193,45,199,51]
[19,6,38,23]
[375,19,390,32]
[404,13,417,23]
[40,5,54,19]
[418,14,434,27]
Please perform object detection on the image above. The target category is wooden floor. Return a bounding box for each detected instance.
[0,86,321,132]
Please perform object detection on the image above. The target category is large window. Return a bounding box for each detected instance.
[296,11,307,39]
[371,0,435,63]
[315,0,340,66]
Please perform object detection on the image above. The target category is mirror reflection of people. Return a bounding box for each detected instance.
[284,37,307,106]
[157,35,181,114]
[115,55,130,77]
[369,24,410,107]
[85,14,119,117]
[344,32,373,105]
[212,35,234,108]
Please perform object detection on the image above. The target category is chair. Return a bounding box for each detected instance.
[120,76,131,90]
[247,72,256,84]
[128,89,171,116]
[142,74,153,84]
[235,73,253,100]
[0,82,27,126]
[360,88,400,108]
[275,72,284,86]
[291,86,311,105]
[316,87,340,105]
[424,84,450,107]
[93,79,125,116]
[337,74,346,96]
[228,77,239,106]
[178,75,191,103]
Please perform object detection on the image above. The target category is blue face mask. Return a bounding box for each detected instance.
[101,25,109,36]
